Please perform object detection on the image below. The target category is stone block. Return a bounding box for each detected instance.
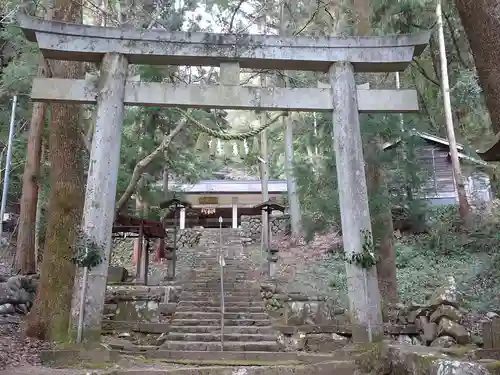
[108,266,129,283]
[437,317,470,345]
[305,333,349,352]
[430,304,463,324]
[429,276,459,308]
[388,344,490,375]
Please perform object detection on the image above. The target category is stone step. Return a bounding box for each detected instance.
[182,279,252,282]
[181,286,257,291]
[171,318,271,326]
[166,332,277,342]
[181,289,260,299]
[181,287,255,292]
[161,340,279,352]
[178,300,266,308]
[174,311,269,320]
[182,282,254,287]
[115,349,339,364]
[179,297,262,304]
[176,305,265,313]
[167,325,275,334]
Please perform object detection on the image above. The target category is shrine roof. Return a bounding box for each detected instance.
[169,180,287,194]
[113,214,165,238]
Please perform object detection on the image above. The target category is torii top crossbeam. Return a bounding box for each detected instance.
[18,14,429,73]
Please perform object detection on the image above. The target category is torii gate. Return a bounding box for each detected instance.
[18,13,429,343]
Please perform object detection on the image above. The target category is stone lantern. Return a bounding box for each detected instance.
[253,200,285,279]
[160,196,191,280]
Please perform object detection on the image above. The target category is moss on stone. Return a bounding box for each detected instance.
[482,359,500,374]
[438,345,477,358]
[352,342,387,374]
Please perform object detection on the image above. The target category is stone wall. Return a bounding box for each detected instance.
[110,229,202,281]
[104,284,181,322]
[0,274,38,316]
[240,214,290,245]
[262,277,478,351]
[166,228,202,248]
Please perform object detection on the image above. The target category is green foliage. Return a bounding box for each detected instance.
[345,229,377,269]
[72,230,103,270]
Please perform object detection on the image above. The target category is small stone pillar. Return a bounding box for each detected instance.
[140,237,150,286]
[232,201,238,229]
[180,207,186,229]
[268,248,279,279]
[329,61,383,343]
[165,245,176,280]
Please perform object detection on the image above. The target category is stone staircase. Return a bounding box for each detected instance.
[161,228,279,351]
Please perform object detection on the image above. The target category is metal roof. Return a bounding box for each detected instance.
[169,180,288,194]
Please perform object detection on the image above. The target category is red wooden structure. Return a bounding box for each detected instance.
[112,214,166,284]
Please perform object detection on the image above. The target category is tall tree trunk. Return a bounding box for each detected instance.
[284,117,302,236]
[279,4,302,237]
[14,56,50,275]
[354,0,399,310]
[25,0,84,341]
[365,138,399,309]
[454,0,500,134]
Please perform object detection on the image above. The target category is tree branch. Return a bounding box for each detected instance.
[442,11,469,69]
[227,0,246,33]
[115,118,188,214]
[411,57,440,87]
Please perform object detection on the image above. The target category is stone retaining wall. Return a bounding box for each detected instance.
[262,277,477,350]
[240,215,290,245]
[0,274,38,316]
[104,284,182,322]
[166,228,202,248]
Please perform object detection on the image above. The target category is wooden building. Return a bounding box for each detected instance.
[383,131,493,206]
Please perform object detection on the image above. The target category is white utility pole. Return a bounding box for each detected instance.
[0,95,18,243]
[436,0,471,224]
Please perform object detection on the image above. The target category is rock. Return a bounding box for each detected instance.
[437,318,470,345]
[430,304,463,324]
[388,344,489,375]
[430,335,456,348]
[290,331,307,351]
[260,283,277,294]
[429,276,459,308]
[159,302,177,315]
[394,335,413,345]
[156,332,168,345]
[486,312,499,319]
[107,266,129,283]
[0,303,15,314]
[14,303,28,314]
[103,303,118,316]
[305,333,349,352]
[0,276,30,305]
[284,301,310,325]
[7,276,22,290]
[408,307,429,324]
[417,316,438,345]
[411,336,423,345]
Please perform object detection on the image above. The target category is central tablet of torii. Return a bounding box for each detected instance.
[18,13,430,344]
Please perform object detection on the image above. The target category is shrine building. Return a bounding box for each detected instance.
[166,180,287,229]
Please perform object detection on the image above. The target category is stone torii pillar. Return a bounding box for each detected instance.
[73,53,128,341]
[330,62,383,343]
